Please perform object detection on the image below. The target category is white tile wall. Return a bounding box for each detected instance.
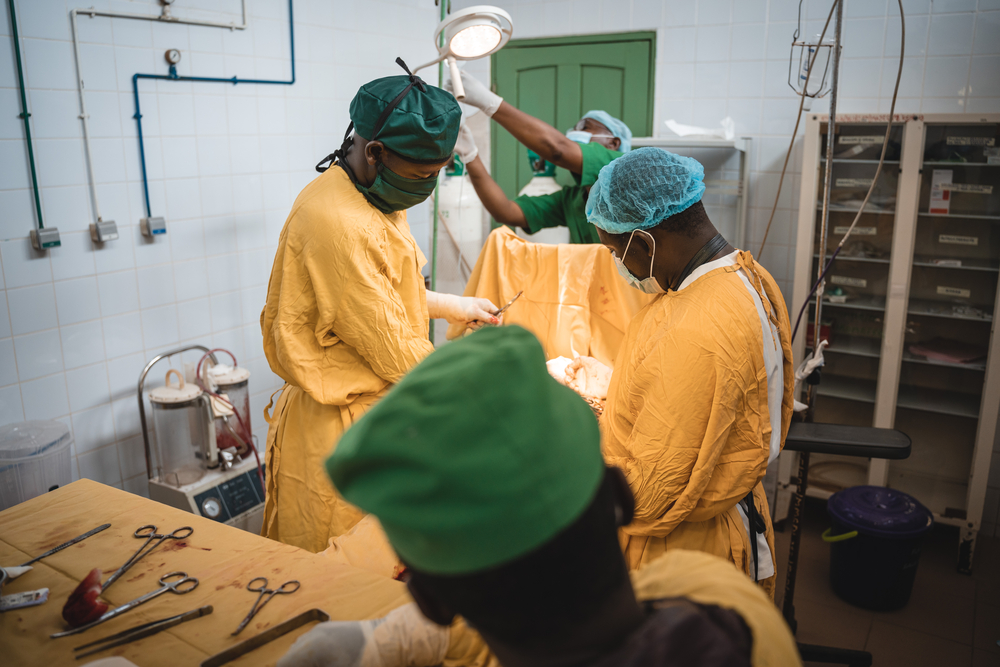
[449,0,1000,536]
[1,0,439,498]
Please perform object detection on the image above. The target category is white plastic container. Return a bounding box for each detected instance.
[0,420,73,510]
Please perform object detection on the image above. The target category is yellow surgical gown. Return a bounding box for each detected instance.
[602,251,794,596]
[261,166,435,553]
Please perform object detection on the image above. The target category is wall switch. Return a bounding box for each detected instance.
[90,220,119,244]
[29,227,61,250]
[140,216,167,237]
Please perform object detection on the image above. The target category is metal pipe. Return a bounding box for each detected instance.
[137,345,217,481]
[70,2,250,226]
[132,0,295,218]
[429,0,448,342]
[811,0,843,354]
[6,0,44,230]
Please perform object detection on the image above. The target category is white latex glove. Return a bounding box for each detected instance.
[565,356,613,400]
[278,604,449,667]
[546,357,573,385]
[454,123,478,164]
[444,71,502,117]
[428,292,500,330]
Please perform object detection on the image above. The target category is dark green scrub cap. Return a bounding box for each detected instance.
[350,66,461,164]
[326,326,604,576]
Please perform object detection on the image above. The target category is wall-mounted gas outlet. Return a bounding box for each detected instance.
[90,220,119,243]
[30,227,61,250]
[140,216,167,237]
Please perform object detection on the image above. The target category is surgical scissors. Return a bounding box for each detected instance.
[232,577,301,635]
[52,571,199,638]
[102,524,193,592]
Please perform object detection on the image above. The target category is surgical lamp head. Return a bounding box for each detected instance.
[412,5,513,101]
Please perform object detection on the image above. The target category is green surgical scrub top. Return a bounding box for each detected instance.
[513,143,622,245]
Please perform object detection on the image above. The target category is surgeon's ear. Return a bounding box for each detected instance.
[364,140,386,166]
[609,137,621,151]
[406,574,457,627]
[607,466,635,526]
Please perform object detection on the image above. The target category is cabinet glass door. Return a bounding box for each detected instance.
[806,122,906,491]
[891,121,1000,520]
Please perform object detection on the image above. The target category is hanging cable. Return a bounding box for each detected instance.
[790,0,906,343]
[7,0,45,232]
[758,0,839,256]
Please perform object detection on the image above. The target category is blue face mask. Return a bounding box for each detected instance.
[612,230,666,294]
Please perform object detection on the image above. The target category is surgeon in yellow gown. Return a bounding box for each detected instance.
[261,64,500,553]
[564,149,794,597]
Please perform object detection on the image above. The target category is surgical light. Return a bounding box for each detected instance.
[412,5,513,101]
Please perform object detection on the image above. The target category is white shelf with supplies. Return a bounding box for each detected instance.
[631,136,752,251]
[782,113,1000,573]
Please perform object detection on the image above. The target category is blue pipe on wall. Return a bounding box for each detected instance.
[132,0,295,218]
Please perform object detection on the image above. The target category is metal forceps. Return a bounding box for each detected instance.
[232,577,301,636]
[102,525,194,592]
[494,290,523,319]
[52,572,200,638]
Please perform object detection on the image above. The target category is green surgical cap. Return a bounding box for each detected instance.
[326,326,604,576]
[350,74,461,163]
[586,147,706,234]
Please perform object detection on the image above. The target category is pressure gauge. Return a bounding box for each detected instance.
[201,497,222,519]
[165,49,182,65]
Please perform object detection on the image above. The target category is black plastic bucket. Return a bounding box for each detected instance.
[825,486,933,611]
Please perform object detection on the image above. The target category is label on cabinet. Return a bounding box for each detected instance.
[834,225,877,235]
[839,135,883,145]
[939,183,994,195]
[831,275,867,288]
[929,169,953,214]
[939,234,978,246]
[946,136,995,146]
[835,178,873,188]
[937,286,971,298]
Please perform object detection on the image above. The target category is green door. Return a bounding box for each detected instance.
[491,32,655,197]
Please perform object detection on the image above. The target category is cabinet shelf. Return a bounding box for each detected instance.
[826,338,882,359]
[896,384,981,418]
[811,296,887,312]
[922,161,999,167]
[817,203,896,214]
[907,298,993,322]
[918,212,1000,222]
[816,375,876,404]
[912,256,999,273]
[822,159,901,165]
[901,351,986,371]
[815,253,891,265]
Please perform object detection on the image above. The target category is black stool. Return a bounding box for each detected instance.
[781,421,912,667]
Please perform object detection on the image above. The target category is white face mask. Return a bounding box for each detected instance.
[566,130,615,145]
[612,230,666,294]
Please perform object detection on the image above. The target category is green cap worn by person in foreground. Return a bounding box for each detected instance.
[349,70,461,163]
[326,325,604,575]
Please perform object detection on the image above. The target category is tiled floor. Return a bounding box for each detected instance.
[773,498,1000,667]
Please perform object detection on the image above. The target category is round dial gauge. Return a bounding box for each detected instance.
[165,49,182,65]
[201,497,222,519]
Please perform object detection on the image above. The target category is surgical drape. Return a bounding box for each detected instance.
[261,167,434,553]
[602,252,794,595]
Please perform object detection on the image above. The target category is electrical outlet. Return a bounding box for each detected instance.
[30,228,61,250]
[90,220,119,244]
[140,216,167,237]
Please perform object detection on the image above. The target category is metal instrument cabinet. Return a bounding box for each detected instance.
[781,113,1000,573]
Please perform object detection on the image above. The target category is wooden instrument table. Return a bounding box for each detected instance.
[0,480,411,666]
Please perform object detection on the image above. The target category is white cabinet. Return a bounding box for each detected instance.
[784,113,1000,572]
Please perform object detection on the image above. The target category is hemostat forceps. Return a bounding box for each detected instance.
[232,577,301,636]
[102,525,194,592]
[52,572,200,638]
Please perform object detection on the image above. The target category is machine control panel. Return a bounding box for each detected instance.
[193,465,265,524]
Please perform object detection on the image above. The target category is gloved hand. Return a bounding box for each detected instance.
[454,124,478,164]
[278,604,449,667]
[565,356,613,400]
[444,71,503,117]
[428,292,501,330]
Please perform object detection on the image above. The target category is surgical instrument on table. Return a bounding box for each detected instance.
[494,290,523,319]
[102,525,193,592]
[203,609,330,667]
[232,577,301,635]
[51,571,199,638]
[72,605,213,659]
[19,524,111,567]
